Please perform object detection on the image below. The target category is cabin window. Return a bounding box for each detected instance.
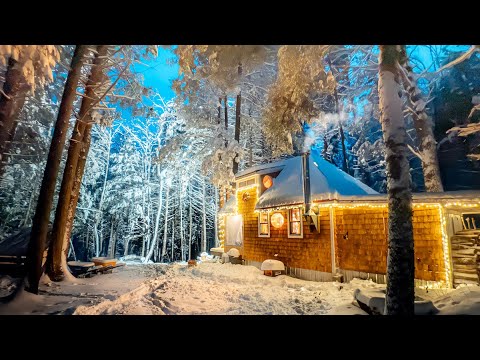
[258,212,270,237]
[288,208,303,238]
[237,177,256,190]
[226,215,244,246]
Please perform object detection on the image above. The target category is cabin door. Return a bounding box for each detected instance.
[226,215,244,246]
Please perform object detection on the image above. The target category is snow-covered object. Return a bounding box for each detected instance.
[260,259,285,271]
[227,248,240,258]
[221,253,230,263]
[354,288,439,315]
[433,286,480,315]
[235,158,288,178]
[0,275,17,298]
[218,196,237,215]
[210,247,224,258]
[256,149,377,209]
[119,255,153,264]
[198,253,214,262]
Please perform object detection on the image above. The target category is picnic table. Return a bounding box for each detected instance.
[67,260,125,278]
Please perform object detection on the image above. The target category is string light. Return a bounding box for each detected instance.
[444,202,480,208]
[438,205,452,288]
[254,204,304,214]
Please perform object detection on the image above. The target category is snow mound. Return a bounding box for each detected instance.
[434,285,480,315]
[260,259,285,271]
[227,248,240,258]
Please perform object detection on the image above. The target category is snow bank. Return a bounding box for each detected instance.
[434,285,480,315]
[73,262,384,315]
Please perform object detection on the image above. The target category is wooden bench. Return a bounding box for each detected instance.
[68,261,125,278]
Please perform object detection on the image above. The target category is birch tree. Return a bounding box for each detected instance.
[378,45,414,315]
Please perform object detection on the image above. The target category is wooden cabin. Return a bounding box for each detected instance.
[217,150,480,289]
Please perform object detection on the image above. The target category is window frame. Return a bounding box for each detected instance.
[237,175,257,190]
[287,208,303,238]
[258,211,270,238]
[225,214,244,246]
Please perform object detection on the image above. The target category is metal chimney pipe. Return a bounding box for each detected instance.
[302,152,311,214]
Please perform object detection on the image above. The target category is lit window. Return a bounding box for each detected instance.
[263,175,273,189]
[258,212,270,237]
[237,176,256,190]
[288,208,303,238]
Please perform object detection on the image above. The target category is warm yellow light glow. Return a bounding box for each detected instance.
[438,205,452,288]
[262,175,273,189]
[271,213,285,228]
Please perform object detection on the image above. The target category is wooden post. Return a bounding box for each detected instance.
[329,206,337,275]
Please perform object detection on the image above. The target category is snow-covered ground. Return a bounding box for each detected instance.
[2,262,480,315]
[74,262,382,315]
[0,264,160,315]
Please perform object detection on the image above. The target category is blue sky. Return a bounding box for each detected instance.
[135,47,179,101]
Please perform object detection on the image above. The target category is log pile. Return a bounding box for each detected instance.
[450,230,480,287]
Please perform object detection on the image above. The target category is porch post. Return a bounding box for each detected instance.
[329,206,337,275]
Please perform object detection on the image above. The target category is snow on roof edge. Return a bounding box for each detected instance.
[235,158,289,179]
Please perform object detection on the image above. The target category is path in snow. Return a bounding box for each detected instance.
[0,265,156,315]
[74,262,383,315]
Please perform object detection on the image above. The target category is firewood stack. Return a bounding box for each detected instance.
[450,229,480,287]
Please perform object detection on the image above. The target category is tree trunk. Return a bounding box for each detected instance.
[144,169,163,263]
[398,46,444,192]
[188,185,193,260]
[218,97,224,210]
[338,122,349,174]
[171,209,175,261]
[322,131,330,162]
[180,189,185,262]
[224,96,228,134]
[26,46,88,293]
[93,126,112,257]
[233,63,242,174]
[201,178,207,253]
[59,124,92,279]
[378,45,414,315]
[218,97,222,125]
[46,45,109,283]
[108,216,116,258]
[327,56,349,174]
[214,186,219,247]
[161,186,170,262]
[0,57,31,174]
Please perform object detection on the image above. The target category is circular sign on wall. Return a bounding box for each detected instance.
[270,212,285,228]
[263,175,273,189]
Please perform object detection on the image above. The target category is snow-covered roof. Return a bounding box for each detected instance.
[235,158,288,179]
[255,150,378,209]
[219,196,237,215]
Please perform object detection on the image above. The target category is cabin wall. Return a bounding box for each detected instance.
[231,187,333,272]
[334,205,446,283]
[221,196,449,286]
